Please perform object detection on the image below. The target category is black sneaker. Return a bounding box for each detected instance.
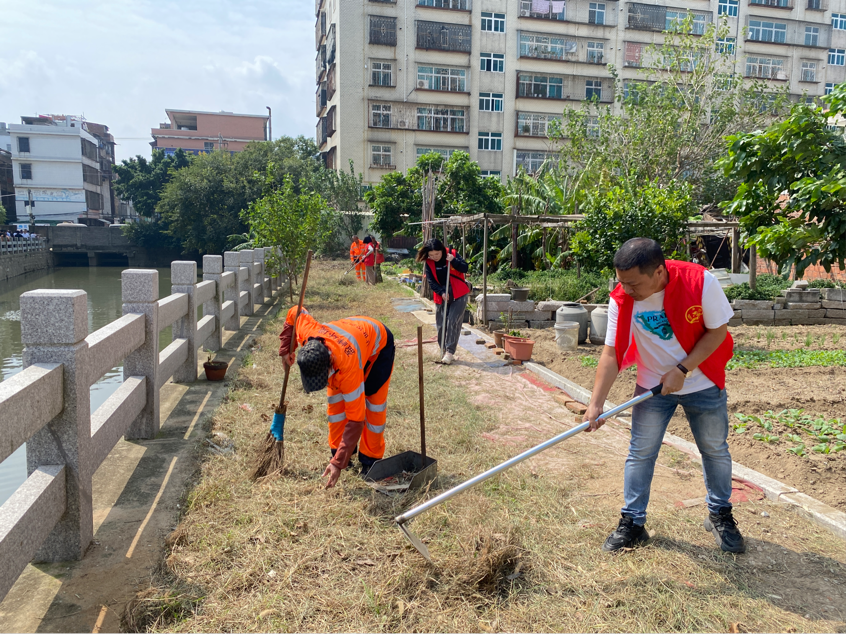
[602,515,649,552]
[358,453,378,477]
[703,507,747,553]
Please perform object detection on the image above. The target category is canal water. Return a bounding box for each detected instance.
[0,266,178,506]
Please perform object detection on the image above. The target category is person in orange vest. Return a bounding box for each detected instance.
[584,238,744,554]
[349,236,365,281]
[416,238,470,365]
[278,306,395,488]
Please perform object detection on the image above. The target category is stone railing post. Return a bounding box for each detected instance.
[171,261,198,383]
[202,255,224,351]
[262,248,273,299]
[269,247,279,295]
[223,251,242,329]
[254,248,269,303]
[19,289,92,561]
[239,250,255,316]
[122,269,160,439]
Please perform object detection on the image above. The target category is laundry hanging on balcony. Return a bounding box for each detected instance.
[532,0,551,12]
[551,1,566,13]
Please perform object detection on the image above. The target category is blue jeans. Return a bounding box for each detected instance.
[623,384,733,525]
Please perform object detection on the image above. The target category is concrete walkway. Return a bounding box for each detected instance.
[0,297,283,633]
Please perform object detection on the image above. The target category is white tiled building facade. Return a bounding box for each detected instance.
[315,0,846,183]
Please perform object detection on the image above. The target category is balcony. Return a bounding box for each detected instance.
[317,117,328,147]
[368,100,469,133]
[370,15,397,46]
[627,3,712,34]
[518,0,618,26]
[316,45,326,80]
[749,0,793,8]
[327,107,337,137]
[326,23,336,66]
[316,84,327,116]
[327,66,337,99]
[418,0,471,9]
[745,18,831,48]
[416,20,472,52]
[516,72,614,102]
[519,31,610,64]
[515,112,562,137]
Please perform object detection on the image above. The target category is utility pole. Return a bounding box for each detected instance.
[27,189,35,225]
[266,106,272,142]
[218,132,223,151]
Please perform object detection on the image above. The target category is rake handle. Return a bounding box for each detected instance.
[417,325,426,462]
[278,250,313,409]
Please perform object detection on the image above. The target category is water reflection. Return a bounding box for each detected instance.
[0,266,179,506]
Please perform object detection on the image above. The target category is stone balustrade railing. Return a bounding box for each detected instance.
[0,237,47,255]
[0,246,283,602]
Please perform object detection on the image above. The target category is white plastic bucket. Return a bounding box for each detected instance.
[553,321,579,351]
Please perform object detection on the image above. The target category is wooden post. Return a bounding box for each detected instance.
[542,228,548,269]
[731,228,740,274]
[461,224,466,260]
[482,214,488,328]
[749,245,757,291]
[417,324,426,462]
[511,211,518,270]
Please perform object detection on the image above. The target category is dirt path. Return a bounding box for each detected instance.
[527,324,846,511]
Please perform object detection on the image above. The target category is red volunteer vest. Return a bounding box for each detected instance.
[610,260,733,390]
[375,241,385,264]
[426,248,469,305]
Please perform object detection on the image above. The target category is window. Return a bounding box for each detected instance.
[478,132,502,151]
[589,2,606,25]
[81,139,98,161]
[833,13,846,30]
[624,42,645,67]
[745,56,784,79]
[516,112,561,136]
[714,73,736,91]
[717,37,736,54]
[479,92,504,111]
[829,49,846,65]
[371,103,392,127]
[585,79,602,101]
[480,52,505,72]
[587,41,604,64]
[751,0,789,6]
[85,190,103,211]
[481,11,505,32]
[372,145,393,167]
[480,170,501,179]
[204,141,214,152]
[801,61,817,82]
[417,107,466,132]
[586,117,600,138]
[623,80,648,102]
[416,20,472,51]
[372,61,393,86]
[418,0,469,8]
[516,151,555,174]
[825,82,834,94]
[17,137,30,153]
[748,20,787,43]
[519,33,577,61]
[518,73,563,99]
[519,0,565,19]
[417,66,466,91]
[807,0,821,9]
[83,164,100,184]
[416,147,460,159]
[369,16,397,46]
[718,0,738,17]
[19,163,32,180]
[805,26,820,47]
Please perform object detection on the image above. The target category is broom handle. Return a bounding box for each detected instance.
[417,325,426,462]
[278,250,313,409]
[441,257,451,354]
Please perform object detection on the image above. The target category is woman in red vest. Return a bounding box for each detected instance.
[362,236,377,286]
[585,238,745,555]
[416,238,470,365]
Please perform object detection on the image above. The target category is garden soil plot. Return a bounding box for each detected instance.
[527,324,846,511]
[128,265,846,633]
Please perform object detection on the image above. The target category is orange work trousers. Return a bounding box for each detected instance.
[355,262,365,281]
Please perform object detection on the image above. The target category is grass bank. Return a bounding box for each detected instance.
[125,260,846,633]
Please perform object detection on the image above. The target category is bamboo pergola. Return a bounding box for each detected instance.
[411,213,742,317]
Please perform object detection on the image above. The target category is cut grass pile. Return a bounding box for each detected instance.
[124,260,846,633]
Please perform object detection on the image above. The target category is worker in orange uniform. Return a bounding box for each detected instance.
[350,235,365,281]
[278,306,395,488]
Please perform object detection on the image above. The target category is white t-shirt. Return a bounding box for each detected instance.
[605,271,735,395]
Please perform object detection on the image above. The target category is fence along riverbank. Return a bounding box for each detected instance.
[0,247,282,602]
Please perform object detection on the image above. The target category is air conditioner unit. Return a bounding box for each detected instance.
[519,8,531,16]
[398,120,408,128]
[417,80,426,88]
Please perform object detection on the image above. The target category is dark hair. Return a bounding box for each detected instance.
[415,238,445,262]
[363,236,372,244]
[613,238,665,276]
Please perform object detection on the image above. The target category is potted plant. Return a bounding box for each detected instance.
[494,310,513,347]
[504,335,535,362]
[203,355,228,381]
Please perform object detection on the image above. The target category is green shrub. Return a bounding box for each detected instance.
[808,279,844,289]
[724,274,792,301]
[486,268,611,303]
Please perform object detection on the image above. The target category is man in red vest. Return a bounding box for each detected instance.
[585,238,745,554]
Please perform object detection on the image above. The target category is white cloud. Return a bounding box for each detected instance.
[0,0,316,161]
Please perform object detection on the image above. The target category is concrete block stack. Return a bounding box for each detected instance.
[728,287,846,326]
[474,295,605,330]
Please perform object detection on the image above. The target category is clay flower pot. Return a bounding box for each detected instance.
[203,360,228,381]
[510,288,530,302]
[503,336,535,362]
[493,330,507,348]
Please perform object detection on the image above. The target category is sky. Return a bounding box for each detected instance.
[0,0,316,162]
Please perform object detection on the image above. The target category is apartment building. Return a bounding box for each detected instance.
[150,109,270,156]
[315,0,846,183]
[9,115,115,224]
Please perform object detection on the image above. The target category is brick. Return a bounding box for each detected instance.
[776,309,808,319]
[822,300,846,310]
[732,309,742,318]
[740,309,775,319]
[822,318,846,325]
[774,297,787,305]
[785,302,822,310]
[742,318,774,326]
[733,299,774,309]
[537,301,567,311]
[783,290,821,302]
[808,309,827,318]
[728,318,742,327]
[776,318,828,326]
[485,342,497,349]
[481,300,535,312]
[565,401,588,415]
[825,309,846,319]
[553,393,573,407]
[773,304,784,310]
[822,288,846,301]
[494,348,505,355]
[476,293,510,302]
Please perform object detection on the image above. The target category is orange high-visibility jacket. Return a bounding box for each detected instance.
[285,306,389,422]
[350,240,363,262]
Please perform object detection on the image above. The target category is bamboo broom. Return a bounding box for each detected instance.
[249,249,313,481]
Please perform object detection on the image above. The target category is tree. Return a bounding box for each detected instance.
[113,149,191,217]
[243,172,332,299]
[551,15,790,203]
[365,171,423,239]
[718,84,846,277]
